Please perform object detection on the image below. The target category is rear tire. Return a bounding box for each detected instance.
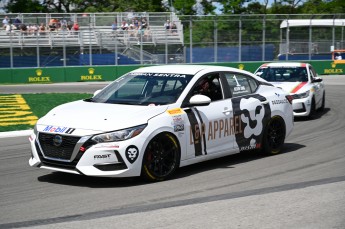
[141,133,180,181]
[262,116,286,155]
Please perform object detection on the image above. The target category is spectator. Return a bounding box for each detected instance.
[121,21,128,31]
[39,23,47,36]
[171,22,177,34]
[112,21,118,31]
[164,19,171,30]
[2,16,9,29]
[73,22,79,34]
[5,24,16,35]
[13,17,22,29]
[19,24,28,35]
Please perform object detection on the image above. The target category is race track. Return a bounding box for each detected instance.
[1,75,345,228]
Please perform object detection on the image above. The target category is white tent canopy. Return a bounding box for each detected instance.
[280,19,345,28]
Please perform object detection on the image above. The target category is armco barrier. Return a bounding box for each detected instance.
[0,61,344,84]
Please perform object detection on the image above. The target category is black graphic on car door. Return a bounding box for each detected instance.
[231,94,271,151]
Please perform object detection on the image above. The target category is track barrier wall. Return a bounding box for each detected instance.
[0,61,344,84]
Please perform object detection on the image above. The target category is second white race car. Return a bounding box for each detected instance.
[255,62,325,118]
[29,65,294,181]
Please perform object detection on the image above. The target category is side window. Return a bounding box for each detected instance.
[191,74,223,102]
[225,73,258,97]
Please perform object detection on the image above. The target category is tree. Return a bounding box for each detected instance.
[5,0,48,13]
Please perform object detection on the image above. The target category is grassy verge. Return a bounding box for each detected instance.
[0,93,92,132]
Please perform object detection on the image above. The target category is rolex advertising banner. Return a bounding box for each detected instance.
[1,61,344,84]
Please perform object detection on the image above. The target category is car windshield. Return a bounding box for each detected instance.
[257,67,308,82]
[89,72,193,105]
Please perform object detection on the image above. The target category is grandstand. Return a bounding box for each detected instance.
[0,12,184,67]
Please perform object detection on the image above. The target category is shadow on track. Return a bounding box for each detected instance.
[37,144,304,187]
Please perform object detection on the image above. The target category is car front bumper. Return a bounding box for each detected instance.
[29,132,146,178]
[292,97,311,117]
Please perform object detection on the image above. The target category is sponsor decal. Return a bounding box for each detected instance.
[186,109,202,156]
[324,62,343,74]
[238,64,245,70]
[290,82,307,93]
[129,72,187,78]
[232,94,271,152]
[80,68,103,81]
[174,124,184,132]
[28,69,51,83]
[43,125,76,134]
[271,99,289,105]
[125,145,139,164]
[167,108,184,116]
[94,143,119,149]
[189,115,242,145]
[172,115,184,125]
[94,154,111,159]
[240,143,261,151]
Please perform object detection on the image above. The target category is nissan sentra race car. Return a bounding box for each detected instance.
[255,62,325,118]
[29,65,294,181]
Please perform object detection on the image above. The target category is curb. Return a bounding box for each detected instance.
[0,130,33,138]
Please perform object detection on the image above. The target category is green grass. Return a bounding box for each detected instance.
[0,93,92,132]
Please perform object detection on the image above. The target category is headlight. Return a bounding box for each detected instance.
[91,124,147,143]
[292,90,310,99]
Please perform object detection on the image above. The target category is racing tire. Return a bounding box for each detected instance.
[318,92,325,111]
[141,132,180,181]
[262,116,286,155]
[308,97,316,119]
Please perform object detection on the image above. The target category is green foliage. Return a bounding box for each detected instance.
[5,0,48,13]
[3,0,343,14]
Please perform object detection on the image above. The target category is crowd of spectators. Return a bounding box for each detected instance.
[112,17,151,42]
[2,15,80,36]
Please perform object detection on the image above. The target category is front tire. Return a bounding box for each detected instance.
[308,97,316,119]
[141,133,180,181]
[262,116,286,155]
[318,92,325,111]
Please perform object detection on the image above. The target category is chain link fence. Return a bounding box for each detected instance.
[0,13,344,68]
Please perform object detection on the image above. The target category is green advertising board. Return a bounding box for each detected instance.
[0,60,344,85]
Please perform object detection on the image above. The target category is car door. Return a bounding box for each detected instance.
[224,72,272,152]
[183,73,236,159]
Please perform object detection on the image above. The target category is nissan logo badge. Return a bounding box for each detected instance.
[53,135,63,147]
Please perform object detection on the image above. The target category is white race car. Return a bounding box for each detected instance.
[29,65,294,181]
[255,62,325,118]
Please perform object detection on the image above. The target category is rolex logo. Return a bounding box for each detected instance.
[88,68,95,74]
[238,64,244,70]
[36,69,42,76]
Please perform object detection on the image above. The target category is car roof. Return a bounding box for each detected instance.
[130,65,242,75]
[260,62,308,68]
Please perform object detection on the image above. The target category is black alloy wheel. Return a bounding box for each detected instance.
[262,116,286,155]
[142,133,180,181]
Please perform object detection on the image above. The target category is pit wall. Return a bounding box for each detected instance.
[0,61,343,84]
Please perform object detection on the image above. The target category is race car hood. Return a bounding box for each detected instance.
[270,82,310,94]
[36,100,168,135]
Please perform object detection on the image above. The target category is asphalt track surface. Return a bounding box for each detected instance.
[1,75,345,228]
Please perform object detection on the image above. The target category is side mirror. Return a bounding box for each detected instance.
[188,94,211,106]
[313,77,323,83]
[93,89,101,96]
